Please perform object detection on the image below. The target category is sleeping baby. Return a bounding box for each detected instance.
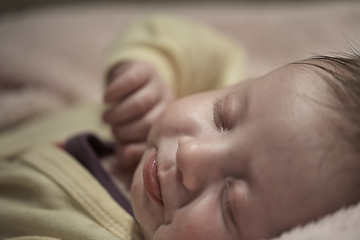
[102,16,360,240]
[0,15,359,240]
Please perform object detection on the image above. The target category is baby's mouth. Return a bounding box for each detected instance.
[143,149,163,206]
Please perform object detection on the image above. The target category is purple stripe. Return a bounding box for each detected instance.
[64,133,133,216]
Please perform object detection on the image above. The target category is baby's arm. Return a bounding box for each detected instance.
[103,15,247,169]
[106,15,247,97]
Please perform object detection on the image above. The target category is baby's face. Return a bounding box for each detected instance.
[131,64,356,240]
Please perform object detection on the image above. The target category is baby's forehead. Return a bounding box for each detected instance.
[243,62,329,95]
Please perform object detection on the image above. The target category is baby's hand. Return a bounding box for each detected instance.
[103,62,175,170]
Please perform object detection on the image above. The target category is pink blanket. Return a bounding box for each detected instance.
[0,2,359,130]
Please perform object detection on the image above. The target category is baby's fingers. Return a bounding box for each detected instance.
[112,101,166,142]
[116,142,146,170]
[103,80,160,124]
[104,62,152,103]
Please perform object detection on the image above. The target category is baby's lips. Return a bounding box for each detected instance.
[143,149,163,206]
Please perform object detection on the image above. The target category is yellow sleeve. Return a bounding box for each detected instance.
[106,15,247,98]
[0,144,143,240]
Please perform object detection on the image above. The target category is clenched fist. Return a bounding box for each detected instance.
[103,62,175,170]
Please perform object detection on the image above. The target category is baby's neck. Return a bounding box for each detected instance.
[100,155,133,201]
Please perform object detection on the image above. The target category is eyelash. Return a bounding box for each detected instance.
[213,98,225,131]
[222,179,236,227]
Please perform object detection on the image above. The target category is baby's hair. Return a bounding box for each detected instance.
[293,50,360,155]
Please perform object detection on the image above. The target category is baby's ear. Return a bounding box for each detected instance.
[270,202,360,240]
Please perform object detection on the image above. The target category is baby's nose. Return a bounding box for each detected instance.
[176,136,225,192]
